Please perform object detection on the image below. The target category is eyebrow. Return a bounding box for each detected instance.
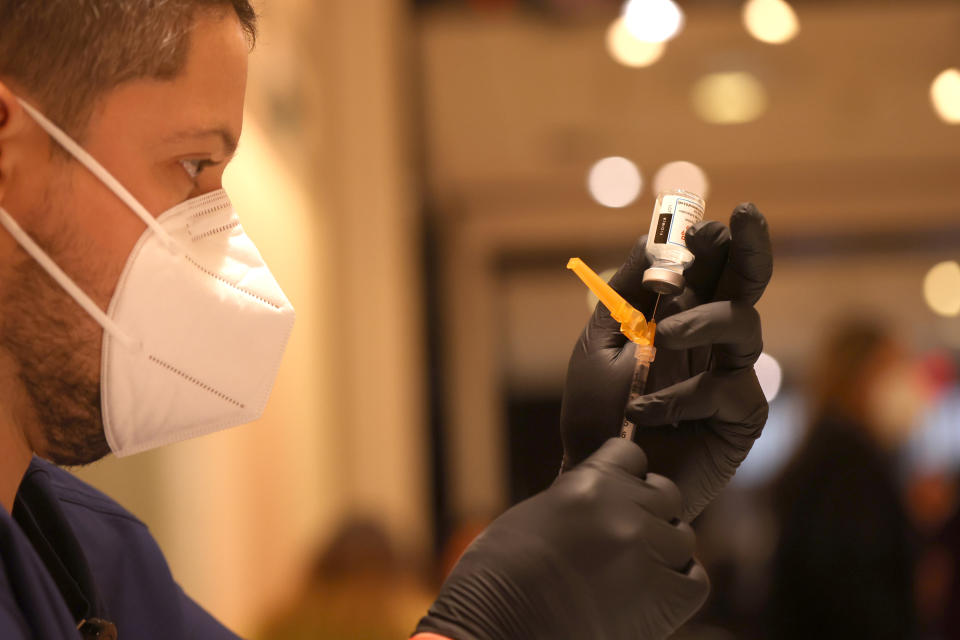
[165,127,239,157]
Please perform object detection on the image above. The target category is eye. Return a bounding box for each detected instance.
[180,158,216,179]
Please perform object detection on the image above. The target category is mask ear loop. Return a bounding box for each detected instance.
[0,206,141,351]
[16,99,181,256]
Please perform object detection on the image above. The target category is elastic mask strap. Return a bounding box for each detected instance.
[17,99,179,255]
[0,206,140,351]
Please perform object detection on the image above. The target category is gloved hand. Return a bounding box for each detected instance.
[560,203,772,521]
[415,438,709,640]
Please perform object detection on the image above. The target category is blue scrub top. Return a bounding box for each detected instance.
[0,457,242,639]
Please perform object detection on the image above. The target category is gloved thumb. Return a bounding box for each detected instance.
[714,203,773,305]
[581,237,656,354]
[579,437,649,479]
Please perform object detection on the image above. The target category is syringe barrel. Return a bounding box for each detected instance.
[619,344,656,441]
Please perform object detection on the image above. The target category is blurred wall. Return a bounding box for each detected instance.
[417,1,960,520]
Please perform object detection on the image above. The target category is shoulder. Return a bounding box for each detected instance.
[24,460,229,636]
[23,457,167,586]
[26,458,147,527]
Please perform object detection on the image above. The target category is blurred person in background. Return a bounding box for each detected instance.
[0,0,773,638]
[768,318,925,640]
[257,519,434,640]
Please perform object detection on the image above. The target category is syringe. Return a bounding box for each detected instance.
[567,258,656,441]
[620,343,656,440]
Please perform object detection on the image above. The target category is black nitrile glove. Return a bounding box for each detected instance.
[560,203,772,521]
[415,438,709,640]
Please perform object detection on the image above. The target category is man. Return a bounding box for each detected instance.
[0,1,772,638]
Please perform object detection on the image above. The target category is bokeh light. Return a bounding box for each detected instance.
[754,352,784,402]
[691,71,769,124]
[923,261,960,317]
[606,15,666,68]
[587,157,643,208]
[930,68,960,124]
[742,0,800,45]
[622,0,685,43]
[652,160,710,199]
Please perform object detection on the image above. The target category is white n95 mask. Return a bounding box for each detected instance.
[0,99,295,457]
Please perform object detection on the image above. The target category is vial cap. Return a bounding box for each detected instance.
[643,267,684,295]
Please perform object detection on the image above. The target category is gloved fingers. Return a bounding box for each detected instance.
[625,368,767,427]
[655,301,763,370]
[626,373,708,427]
[682,221,731,303]
[637,516,697,572]
[560,337,639,472]
[676,559,711,605]
[654,286,700,322]
[656,301,760,349]
[580,237,654,354]
[582,438,649,479]
[714,203,773,305]
[579,304,629,354]
[625,471,683,522]
[649,222,729,322]
[650,557,710,627]
[607,235,658,313]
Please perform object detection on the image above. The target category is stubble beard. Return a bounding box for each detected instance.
[0,203,111,466]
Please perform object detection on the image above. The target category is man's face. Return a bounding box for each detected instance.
[0,10,248,465]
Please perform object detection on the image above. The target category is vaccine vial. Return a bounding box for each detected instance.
[643,189,706,295]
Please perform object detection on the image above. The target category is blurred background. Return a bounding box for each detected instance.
[74,0,960,637]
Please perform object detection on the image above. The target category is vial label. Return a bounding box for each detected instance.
[651,194,705,248]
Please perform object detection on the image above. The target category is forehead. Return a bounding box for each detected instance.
[85,9,248,151]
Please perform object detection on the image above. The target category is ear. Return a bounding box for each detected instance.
[0,80,31,203]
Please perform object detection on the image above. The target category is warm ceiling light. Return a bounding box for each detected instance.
[931,68,960,124]
[606,16,666,68]
[923,261,960,317]
[622,0,685,43]
[742,0,800,45]
[587,157,643,208]
[691,71,768,124]
[652,161,710,200]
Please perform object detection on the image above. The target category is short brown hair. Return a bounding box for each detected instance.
[0,0,257,139]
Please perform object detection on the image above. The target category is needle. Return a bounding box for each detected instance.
[651,293,661,322]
